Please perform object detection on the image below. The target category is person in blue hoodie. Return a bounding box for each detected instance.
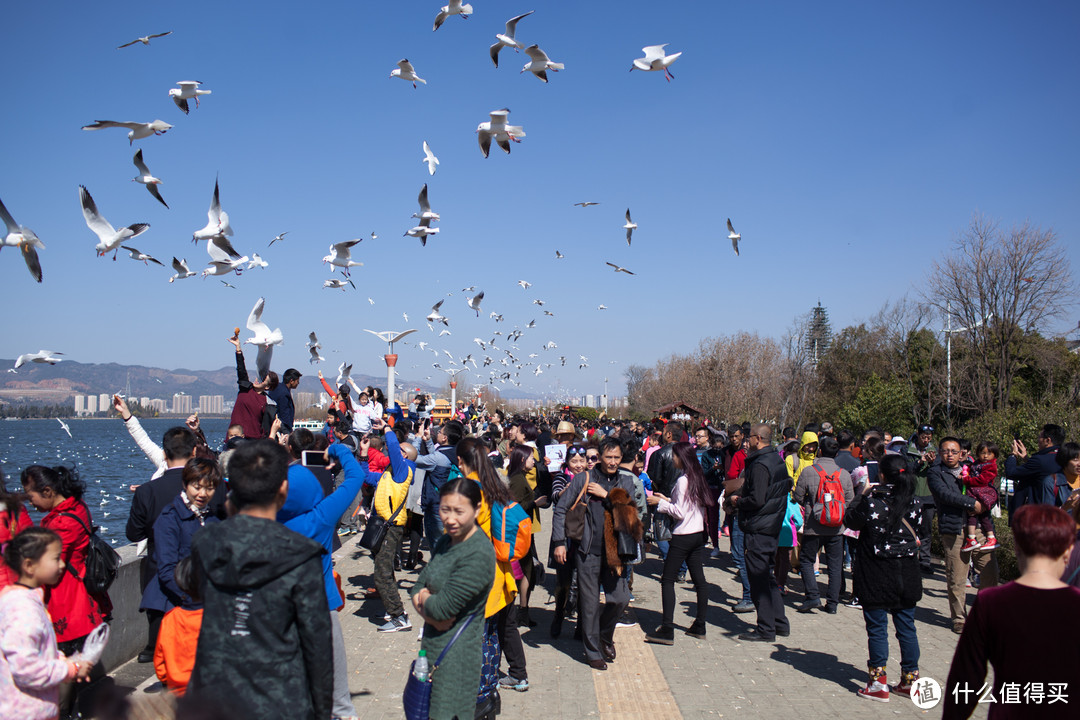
[278,430,366,720]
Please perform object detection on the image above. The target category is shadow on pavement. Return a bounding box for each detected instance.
[770,646,863,692]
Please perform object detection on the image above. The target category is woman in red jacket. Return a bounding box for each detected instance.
[20,466,110,649]
[0,466,33,589]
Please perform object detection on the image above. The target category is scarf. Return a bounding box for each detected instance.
[181,491,211,525]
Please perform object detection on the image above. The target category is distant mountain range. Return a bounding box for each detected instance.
[0,358,448,407]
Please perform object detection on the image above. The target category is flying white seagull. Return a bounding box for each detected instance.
[306,331,321,350]
[405,217,439,246]
[308,345,325,365]
[490,11,533,67]
[192,179,233,242]
[79,186,149,260]
[206,234,244,264]
[427,299,449,326]
[554,250,564,259]
[0,194,45,283]
[117,31,172,48]
[82,119,172,145]
[269,232,288,247]
[247,253,268,270]
[517,280,531,290]
[169,81,211,114]
[57,418,72,438]
[422,141,439,175]
[467,290,484,316]
[169,257,196,282]
[477,108,525,158]
[201,257,246,278]
[120,246,164,266]
[433,0,473,31]
[413,184,440,222]
[631,44,682,81]
[14,350,63,369]
[246,297,283,378]
[624,209,637,246]
[131,150,168,208]
[390,59,426,88]
[727,218,742,256]
[521,45,564,82]
[605,261,635,275]
[336,362,353,386]
[322,240,363,276]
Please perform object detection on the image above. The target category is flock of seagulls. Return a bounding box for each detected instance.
[5,8,749,398]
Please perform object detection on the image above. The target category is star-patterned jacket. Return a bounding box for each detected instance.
[844,490,927,559]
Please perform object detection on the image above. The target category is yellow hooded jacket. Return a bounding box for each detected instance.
[786,432,820,485]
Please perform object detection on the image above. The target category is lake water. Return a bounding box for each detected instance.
[0,417,231,546]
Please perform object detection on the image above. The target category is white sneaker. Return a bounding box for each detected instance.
[377,614,412,632]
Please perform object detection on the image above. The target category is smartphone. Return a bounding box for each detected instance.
[301,450,328,467]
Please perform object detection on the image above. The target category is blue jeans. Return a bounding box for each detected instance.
[422,502,443,547]
[730,515,752,602]
[863,607,919,673]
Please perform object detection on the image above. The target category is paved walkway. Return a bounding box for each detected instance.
[109,521,990,719]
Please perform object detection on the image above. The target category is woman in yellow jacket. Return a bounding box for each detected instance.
[456,438,531,695]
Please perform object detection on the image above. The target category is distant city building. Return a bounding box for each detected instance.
[172,394,192,415]
[98,394,111,414]
[198,394,225,415]
[74,395,87,416]
[585,394,595,408]
[139,397,151,408]
[86,395,99,414]
[149,398,166,413]
[293,391,316,411]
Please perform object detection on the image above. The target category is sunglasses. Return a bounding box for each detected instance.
[586,455,600,462]
[919,425,934,434]
[566,447,588,457]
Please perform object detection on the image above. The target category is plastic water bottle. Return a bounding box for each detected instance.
[413,649,429,682]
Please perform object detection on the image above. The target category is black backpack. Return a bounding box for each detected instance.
[60,509,121,596]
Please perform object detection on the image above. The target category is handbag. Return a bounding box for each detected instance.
[402,611,479,720]
[360,489,407,554]
[562,479,591,542]
[651,511,673,542]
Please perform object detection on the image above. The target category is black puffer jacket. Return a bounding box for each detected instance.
[189,514,332,720]
[738,446,790,535]
[845,491,926,610]
[927,460,977,536]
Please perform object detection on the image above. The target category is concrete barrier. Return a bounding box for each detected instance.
[101,544,146,673]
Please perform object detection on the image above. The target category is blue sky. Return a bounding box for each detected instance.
[3,1,1078,403]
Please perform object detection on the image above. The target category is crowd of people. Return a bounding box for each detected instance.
[2,342,1080,720]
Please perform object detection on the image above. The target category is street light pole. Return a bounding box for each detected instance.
[363,329,417,413]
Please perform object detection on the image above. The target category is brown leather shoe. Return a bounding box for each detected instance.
[587,658,608,670]
[601,641,616,662]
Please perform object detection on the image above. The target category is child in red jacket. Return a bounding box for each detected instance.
[961,442,999,551]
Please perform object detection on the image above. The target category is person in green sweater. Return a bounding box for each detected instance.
[410,478,496,720]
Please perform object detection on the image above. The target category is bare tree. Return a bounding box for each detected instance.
[923,215,1076,412]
